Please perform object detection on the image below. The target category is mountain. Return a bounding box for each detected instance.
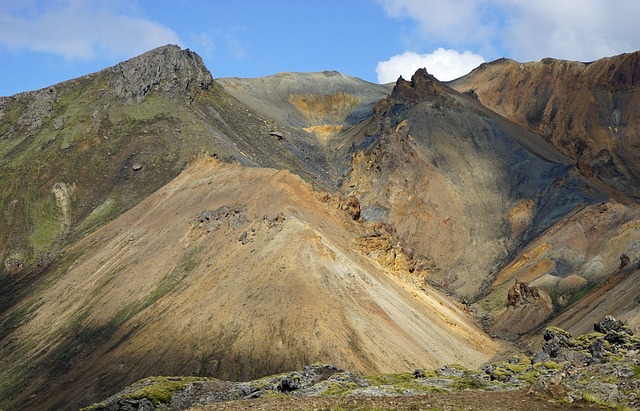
[450,52,640,199]
[450,55,640,339]
[1,45,639,410]
[218,72,392,187]
[1,157,500,411]
[340,69,604,299]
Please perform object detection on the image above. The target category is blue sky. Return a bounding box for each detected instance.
[1,0,640,96]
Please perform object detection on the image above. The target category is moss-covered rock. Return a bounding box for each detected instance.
[124,376,208,405]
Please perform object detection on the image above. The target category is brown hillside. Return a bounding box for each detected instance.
[479,199,640,339]
[0,157,501,411]
[450,53,640,199]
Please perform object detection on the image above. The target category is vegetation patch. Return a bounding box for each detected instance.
[79,402,106,411]
[532,361,564,372]
[75,196,117,234]
[366,372,416,386]
[516,371,539,384]
[505,363,529,373]
[567,281,598,306]
[124,376,208,405]
[320,381,359,396]
[450,376,490,390]
[26,189,62,253]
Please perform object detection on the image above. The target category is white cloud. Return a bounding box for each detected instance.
[376,49,485,83]
[0,1,180,60]
[376,0,499,49]
[377,0,640,63]
[500,0,639,62]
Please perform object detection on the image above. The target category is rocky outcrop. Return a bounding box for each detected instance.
[83,317,640,410]
[593,315,634,336]
[535,317,639,366]
[390,68,451,108]
[196,205,250,233]
[506,280,541,306]
[489,279,554,338]
[619,253,631,270]
[106,44,213,104]
[320,193,361,221]
[354,222,426,276]
[3,257,23,274]
[82,365,366,411]
[345,65,600,298]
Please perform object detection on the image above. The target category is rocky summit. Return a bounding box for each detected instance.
[1,45,640,411]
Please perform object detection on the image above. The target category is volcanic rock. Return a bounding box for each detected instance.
[507,280,541,306]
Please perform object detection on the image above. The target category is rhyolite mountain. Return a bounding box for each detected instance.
[0,45,639,411]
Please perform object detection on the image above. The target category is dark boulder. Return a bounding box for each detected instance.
[594,315,633,335]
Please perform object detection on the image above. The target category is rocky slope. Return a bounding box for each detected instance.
[0,157,501,411]
[218,72,392,188]
[341,69,604,298]
[82,317,639,411]
[450,54,640,338]
[478,200,640,339]
[220,68,598,300]
[1,45,383,284]
[450,52,640,199]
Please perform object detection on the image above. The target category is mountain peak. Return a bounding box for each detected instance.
[390,67,448,106]
[105,44,214,104]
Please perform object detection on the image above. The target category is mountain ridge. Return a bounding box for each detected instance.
[451,51,640,199]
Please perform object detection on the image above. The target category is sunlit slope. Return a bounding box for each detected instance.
[0,157,501,411]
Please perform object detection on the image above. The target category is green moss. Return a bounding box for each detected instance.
[505,363,529,374]
[516,371,539,384]
[545,326,572,338]
[75,196,117,234]
[572,332,606,349]
[478,284,512,313]
[249,375,277,391]
[450,376,490,390]
[534,361,565,371]
[448,363,472,372]
[544,361,565,370]
[79,402,106,411]
[0,99,26,138]
[567,282,598,306]
[490,367,512,382]
[124,376,206,405]
[608,354,626,362]
[365,373,416,386]
[509,354,532,366]
[582,392,609,407]
[25,187,63,253]
[320,381,359,396]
